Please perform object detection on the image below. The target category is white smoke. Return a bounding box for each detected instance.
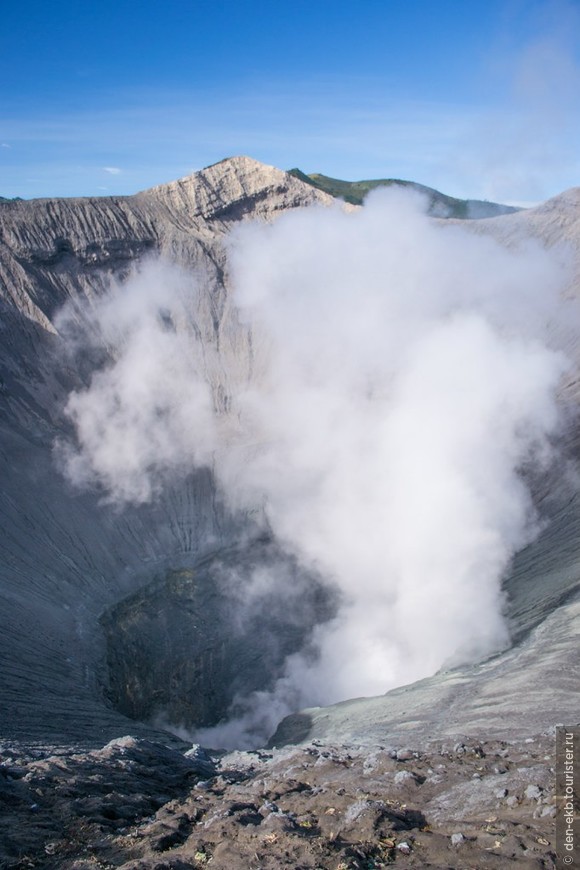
[56,261,216,504]
[58,189,575,748]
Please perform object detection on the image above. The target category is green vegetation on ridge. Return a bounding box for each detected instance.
[288,169,519,219]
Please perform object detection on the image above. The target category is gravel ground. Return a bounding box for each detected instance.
[0,732,559,869]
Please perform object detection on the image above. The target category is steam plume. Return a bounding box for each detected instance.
[58,188,575,747]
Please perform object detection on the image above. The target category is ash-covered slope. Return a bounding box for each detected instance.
[0,157,334,745]
[0,158,579,756]
[0,155,331,331]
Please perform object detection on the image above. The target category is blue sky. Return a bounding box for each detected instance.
[1,0,579,202]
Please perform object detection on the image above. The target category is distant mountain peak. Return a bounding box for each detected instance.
[137,156,333,222]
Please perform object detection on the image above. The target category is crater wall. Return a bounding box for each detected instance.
[1,158,579,749]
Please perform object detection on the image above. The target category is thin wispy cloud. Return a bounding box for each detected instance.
[1,0,579,202]
[0,87,483,198]
[1,46,579,202]
[462,0,580,202]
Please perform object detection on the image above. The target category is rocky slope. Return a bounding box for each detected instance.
[0,156,331,330]
[0,734,559,869]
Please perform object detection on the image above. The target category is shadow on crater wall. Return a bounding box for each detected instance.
[100,541,338,731]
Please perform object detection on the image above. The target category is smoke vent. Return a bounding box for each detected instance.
[100,542,336,731]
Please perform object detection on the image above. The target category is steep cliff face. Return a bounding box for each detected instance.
[0,157,579,751]
[0,155,331,327]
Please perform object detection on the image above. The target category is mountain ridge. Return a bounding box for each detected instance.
[3,154,517,219]
[288,167,520,218]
